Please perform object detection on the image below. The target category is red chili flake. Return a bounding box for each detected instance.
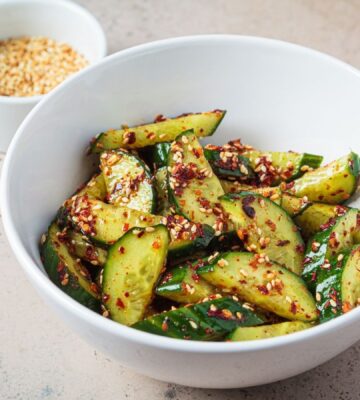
[161,319,169,332]
[102,294,110,303]
[152,240,161,249]
[290,302,297,314]
[207,308,234,320]
[124,291,130,298]
[318,195,324,201]
[137,231,145,238]
[257,285,269,295]
[57,262,65,272]
[126,131,136,144]
[296,244,305,254]
[320,217,337,231]
[161,272,173,284]
[277,240,290,247]
[118,246,125,254]
[154,114,167,123]
[90,283,100,295]
[265,219,276,232]
[303,257,312,265]
[193,148,202,159]
[123,223,130,232]
[191,272,200,283]
[116,298,125,309]
[205,327,214,335]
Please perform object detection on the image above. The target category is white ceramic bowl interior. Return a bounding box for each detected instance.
[0,0,107,151]
[2,36,360,389]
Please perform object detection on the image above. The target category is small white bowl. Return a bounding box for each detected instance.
[2,35,360,388]
[0,0,107,151]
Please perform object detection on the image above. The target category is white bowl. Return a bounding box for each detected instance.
[2,35,360,389]
[0,0,107,151]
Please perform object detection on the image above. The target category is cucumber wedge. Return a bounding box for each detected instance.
[167,131,226,232]
[280,193,311,217]
[91,110,226,152]
[285,153,360,204]
[133,296,264,340]
[295,203,349,240]
[219,181,282,204]
[102,225,170,326]
[302,209,357,292]
[203,147,255,181]
[66,230,107,266]
[341,245,360,311]
[220,192,304,275]
[198,252,317,321]
[40,223,100,311]
[100,150,155,213]
[228,321,313,341]
[243,150,323,185]
[68,195,163,245]
[156,260,215,304]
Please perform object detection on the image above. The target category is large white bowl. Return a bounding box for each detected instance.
[0,0,107,151]
[2,35,360,389]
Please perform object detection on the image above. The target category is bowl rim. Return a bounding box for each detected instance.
[2,34,360,353]
[0,0,107,104]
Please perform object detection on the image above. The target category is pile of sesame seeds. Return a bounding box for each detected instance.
[0,36,88,97]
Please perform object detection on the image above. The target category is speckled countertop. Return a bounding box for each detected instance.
[1,1,360,399]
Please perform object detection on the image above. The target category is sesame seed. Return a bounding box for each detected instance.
[316,292,321,302]
[330,299,337,307]
[189,320,198,329]
[285,296,292,303]
[337,254,344,261]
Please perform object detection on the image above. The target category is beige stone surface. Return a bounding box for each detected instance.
[1,0,360,399]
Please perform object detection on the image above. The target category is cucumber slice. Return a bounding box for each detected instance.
[302,209,357,292]
[198,252,317,321]
[203,147,255,181]
[133,296,264,340]
[91,110,226,152]
[156,260,215,304]
[40,223,100,311]
[154,167,169,215]
[68,195,163,245]
[228,321,313,341]
[280,193,311,217]
[220,192,304,275]
[285,153,360,204]
[102,225,170,326]
[244,150,323,185]
[295,203,349,240]
[167,131,226,232]
[66,230,107,266]
[315,246,360,323]
[100,150,155,213]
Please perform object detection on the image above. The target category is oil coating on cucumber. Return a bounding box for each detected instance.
[198,252,317,321]
[91,110,226,152]
[302,208,357,292]
[243,150,323,185]
[102,225,170,326]
[100,149,155,213]
[167,131,226,231]
[228,321,313,341]
[68,195,163,245]
[285,152,360,204]
[280,193,311,217]
[40,223,100,311]
[219,180,282,203]
[220,192,304,275]
[156,259,215,304]
[315,246,360,323]
[133,296,265,340]
[203,148,255,181]
[295,203,349,240]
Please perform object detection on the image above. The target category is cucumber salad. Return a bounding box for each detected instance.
[40,110,360,342]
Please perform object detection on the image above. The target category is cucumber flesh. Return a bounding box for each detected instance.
[133,296,265,340]
[228,321,313,341]
[285,153,360,204]
[91,110,226,152]
[167,131,226,232]
[68,195,163,245]
[302,209,357,292]
[66,229,107,266]
[220,192,304,275]
[198,252,317,321]
[295,203,349,240]
[100,150,155,213]
[243,150,323,185]
[280,193,311,217]
[156,260,215,304]
[40,223,100,311]
[102,225,170,326]
[341,244,360,311]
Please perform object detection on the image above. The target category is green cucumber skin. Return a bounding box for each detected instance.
[40,224,100,312]
[133,297,264,341]
[203,149,255,181]
[145,142,171,169]
[91,110,226,152]
[290,153,324,181]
